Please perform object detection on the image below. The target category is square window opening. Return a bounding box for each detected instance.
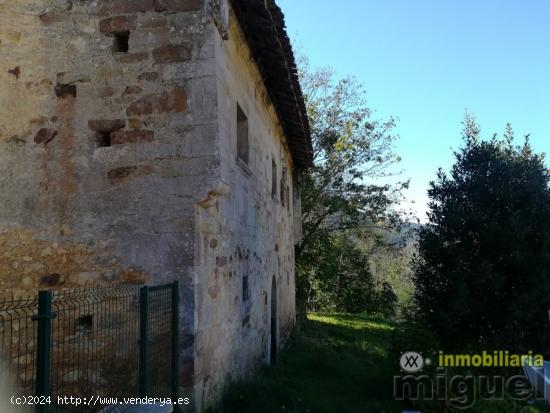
[96,131,112,148]
[76,314,93,335]
[237,104,249,165]
[113,31,130,53]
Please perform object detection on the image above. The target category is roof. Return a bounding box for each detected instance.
[230,0,313,170]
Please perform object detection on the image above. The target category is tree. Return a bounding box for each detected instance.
[377,282,398,318]
[296,58,408,315]
[414,116,550,352]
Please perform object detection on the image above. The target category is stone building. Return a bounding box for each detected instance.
[0,0,311,409]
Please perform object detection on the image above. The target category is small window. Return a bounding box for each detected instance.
[271,159,277,198]
[281,167,288,207]
[286,171,291,211]
[76,314,93,335]
[242,273,250,302]
[55,83,77,98]
[113,32,130,53]
[96,131,112,148]
[237,104,249,165]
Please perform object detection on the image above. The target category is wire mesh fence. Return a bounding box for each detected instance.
[147,285,175,400]
[50,285,141,412]
[0,282,179,413]
[0,296,38,397]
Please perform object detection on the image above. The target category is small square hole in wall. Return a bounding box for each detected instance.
[113,31,130,53]
[76,314,93,335]
[96,131,112,148]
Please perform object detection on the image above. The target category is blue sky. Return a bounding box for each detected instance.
[278,0,550,221]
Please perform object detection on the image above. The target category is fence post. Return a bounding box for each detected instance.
[34,290,56,413]
[171,281,180,411]
[139,285,149,397]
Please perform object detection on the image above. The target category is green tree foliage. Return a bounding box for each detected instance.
[296,58,409,316]
[414,116,550,352]
[377,282,398,317]
[368,228,416,314]
[298,234,375,313]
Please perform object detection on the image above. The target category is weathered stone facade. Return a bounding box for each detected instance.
[0,0,310,410]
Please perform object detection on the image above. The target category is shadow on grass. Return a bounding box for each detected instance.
[210,313,404,413]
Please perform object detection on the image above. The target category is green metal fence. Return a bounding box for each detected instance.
[0,281,180,413]
[0,296,38,396]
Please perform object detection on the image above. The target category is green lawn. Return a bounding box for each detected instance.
[212,313,405,413]
[211,313,550,413]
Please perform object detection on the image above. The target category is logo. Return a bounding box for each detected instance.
[400,351,424,373]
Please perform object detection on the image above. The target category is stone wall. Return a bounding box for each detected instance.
[0,0,219,402]
[193,5,297,408]
[0,1,301,410]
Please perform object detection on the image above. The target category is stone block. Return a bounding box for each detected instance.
[99,16,137,34]
[126,88,187,116]
[98,87,116,98]
[153,44,192,64]
[88,119,126,132]
[98,0,155,15]
[153,0,202,12]
[115,52,149,64]
[122,85,143,96]
[39,12,65,26]
[107,165,153,184]
[157,158,216,178]
[151,216,193,234]
[40,273,65,287]
[34,128,57,145]
[111,129,154,145]
[139,15,167,28]
[70,271,101,286]
[138,72,159,82]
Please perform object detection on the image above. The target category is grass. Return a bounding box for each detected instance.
[212,313,550,413]
[212,313,404,413]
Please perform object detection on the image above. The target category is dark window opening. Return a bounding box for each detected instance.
[55,83,77,98]
[270,277,277,363]
[96,131,112,148]
[237,104,249,165]
[272,159,277,198]
[242,273,250,302]
[281,167,288,207]
[76,314,93,335]
[286,185,290,211]
[113,32,130,53]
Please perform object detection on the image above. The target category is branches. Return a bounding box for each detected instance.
[295,56,410,316]
[297,58,405,254]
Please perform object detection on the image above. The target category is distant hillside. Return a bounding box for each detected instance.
[382,222,421,251]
